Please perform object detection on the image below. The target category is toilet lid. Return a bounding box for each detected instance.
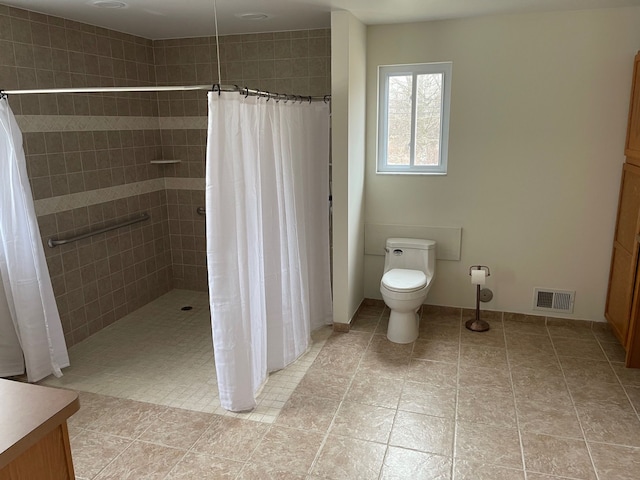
[382,269,427,293]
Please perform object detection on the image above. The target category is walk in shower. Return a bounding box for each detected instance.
[42,290,332,422]
[0,5,332,418]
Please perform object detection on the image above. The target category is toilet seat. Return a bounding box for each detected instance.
[381,268,427,293]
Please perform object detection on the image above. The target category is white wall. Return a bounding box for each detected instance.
[364,7,640,321]
[331,11,367,324]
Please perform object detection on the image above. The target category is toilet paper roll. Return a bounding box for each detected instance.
[471,269,486,285]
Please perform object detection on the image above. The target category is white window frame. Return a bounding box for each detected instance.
[377,62,452,175]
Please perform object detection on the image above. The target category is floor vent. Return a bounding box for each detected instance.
[533,288,575,313]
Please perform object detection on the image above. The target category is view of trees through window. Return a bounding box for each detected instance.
[386,73,443,166]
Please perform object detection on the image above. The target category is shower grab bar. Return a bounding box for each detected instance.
[47,213,150,248]
[196,207,206,216]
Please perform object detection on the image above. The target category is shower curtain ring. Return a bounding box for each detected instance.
[265,91,271,101]
[323,95,330,103]
[0,90,7,100]
[211,84,221,95]
[244,87,249,98]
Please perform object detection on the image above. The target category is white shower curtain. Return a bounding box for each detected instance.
[205,92,332,411]
[0,97,69,382]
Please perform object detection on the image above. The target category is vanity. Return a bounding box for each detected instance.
[0,379,79,480]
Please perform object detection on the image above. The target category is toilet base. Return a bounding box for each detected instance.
[387,310,419,344]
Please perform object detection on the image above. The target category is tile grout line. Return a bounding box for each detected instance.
[594,332,640,422]
[157,412,227,480]
[503,312,530,480]
[83,402,171,479]
[549,325,602,480]
[449,307,463,480]
[69,423,132,480]
[88,441,137,479]
[379,343,393,480]
[307,309,381,478]
[233,419,272,480]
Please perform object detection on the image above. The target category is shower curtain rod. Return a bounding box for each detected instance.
[0,84,331,103]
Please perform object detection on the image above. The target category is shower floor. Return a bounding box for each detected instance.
[40,289,331,424]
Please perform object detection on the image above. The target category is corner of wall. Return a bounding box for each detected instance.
[331,11,367,324]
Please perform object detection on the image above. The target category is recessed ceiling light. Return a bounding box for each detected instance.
[236,13,271,21]
[92,1,128,8]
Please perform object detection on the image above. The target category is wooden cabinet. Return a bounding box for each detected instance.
[626,52,640,162]
[606,163,640,345]
[0,380,79,480]
[606,51,640,367]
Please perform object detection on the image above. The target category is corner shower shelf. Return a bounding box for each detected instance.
[150,159,181,164]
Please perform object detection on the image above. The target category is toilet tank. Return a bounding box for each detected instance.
[384,238,436,276]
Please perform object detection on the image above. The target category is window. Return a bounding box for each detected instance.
[377,62,452,174]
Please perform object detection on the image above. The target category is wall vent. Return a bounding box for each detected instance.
[533,288,575,313]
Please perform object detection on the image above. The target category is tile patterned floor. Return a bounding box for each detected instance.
[42,289,331,423]
[50,299,640,479]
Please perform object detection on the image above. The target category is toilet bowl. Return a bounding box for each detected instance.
[380,238,436,344]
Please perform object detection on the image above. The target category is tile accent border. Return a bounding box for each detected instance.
[33,177,206,216]
[34,178,165,216]
[15,115,209,133]
[16,115,161,132]
[158,116,207,130]
[165,177,205,190]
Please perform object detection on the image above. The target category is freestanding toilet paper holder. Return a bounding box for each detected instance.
[466,265,491,332]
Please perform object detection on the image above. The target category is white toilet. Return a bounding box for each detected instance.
[380,238,436,344]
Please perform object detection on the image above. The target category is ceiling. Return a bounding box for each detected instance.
[4,0,640,39]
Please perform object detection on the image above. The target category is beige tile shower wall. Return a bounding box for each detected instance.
[166,189,207,291]
[154,30,331,290]
[0,5,158,116]
[0,4,171,347]
[153,29,331,112]
[23,129,164,200]
[39,192,172,347]
[159,127,207,178]
[0,3,334,340]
